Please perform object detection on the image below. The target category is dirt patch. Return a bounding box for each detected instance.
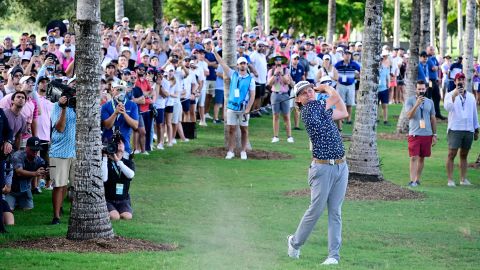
[5,236,177,253]
[285,177,425,201]
[191,147,293,160]
[377,132,408,141]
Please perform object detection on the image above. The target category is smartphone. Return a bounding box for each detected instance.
[12,50,19,57]
[34,49,40,56]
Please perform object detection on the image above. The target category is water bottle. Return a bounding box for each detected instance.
[39,179,46,189]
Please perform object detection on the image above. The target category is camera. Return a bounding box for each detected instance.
[103,131,122,155]
[47,79,76,108]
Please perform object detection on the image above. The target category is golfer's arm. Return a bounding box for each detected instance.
[212,50,231,75]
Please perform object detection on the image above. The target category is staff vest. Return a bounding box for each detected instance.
[227,71,252,111]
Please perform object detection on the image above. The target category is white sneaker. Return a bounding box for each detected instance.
[240,151,247,160]
[156,143,164,150]
[460,179,473,186]
[287,235,300,259]
[171,139,177,144]
[205,113,213,120]
[133,150,141,154]
[225,151,235,159]
[182,138,190,142]
[271,137,280,143]
[199,121,208,127]
[153,134,158,141]
[167,143,173,147]
[287,137,295,143]
[321,258,339,265]
[447,180,456,187]
[142,151,150,155]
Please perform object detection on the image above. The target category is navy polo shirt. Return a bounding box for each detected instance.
[427,56,439,80]
[290,64,306,83]
[205,51,218,81]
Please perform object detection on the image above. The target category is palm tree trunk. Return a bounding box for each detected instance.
[115,0,124,23]
[152,0,163,33]
[430,0,436,47]
[458,0,464,55]
[206,0,211,27]
[67,0,114,240]
[420,0,431,50]
[346,0,384,182]
[237,0,245,28]
[439,0,448,57]
[396,0,421,134]
[202,0,206,29]
[245,0,251,31]
[264,0,270,35]
[393,0,401,48]
[327,0,336,44]
[256,0,264,29]
[463,0,476,92]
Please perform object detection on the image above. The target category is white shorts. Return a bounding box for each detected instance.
[337,84,356,106]
[197,87,207,107]
[206,80,216,96]
[172,102,182,124]
[226,109,249,127]
[50,157,76,187]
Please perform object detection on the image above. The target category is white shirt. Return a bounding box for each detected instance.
[249,51,268,84]
[163,78,181,106]
[444,91,479,132]
[183,72,198,100]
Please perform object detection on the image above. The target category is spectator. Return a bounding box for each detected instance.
[448,57,463,92]
[444,73,479,187]
[405,80,437,187]
[5,137,46,215]
[49,95,76,225]
[290,53,306,130]
[378,51,391,125]
[334,49,360,127]
[102,135,135,220]
[213,51,255,160]
[249,41,268,118]
[202,39,218,122]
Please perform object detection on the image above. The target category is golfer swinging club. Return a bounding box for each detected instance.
[287,81,349,265]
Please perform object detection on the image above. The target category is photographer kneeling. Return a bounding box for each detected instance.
[102,134,135,220]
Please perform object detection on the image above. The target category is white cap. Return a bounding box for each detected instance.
[355,41,362,47]
[293,81,312,97]
[4,35,12,40]
[63,19,70,25]
[112,81,127,90]
[67,76,77,85]
[381,50,389,56]
[120,47,130,53]
[122,17,129,22]
[336,47,344,52]
[319,75,333,84]
[166,65,175,72]
[256,40,267,46]
[189,60,196,65]
[382,45,389,51]
[237,57,248,64]
[202,38,213,44]
[19,76,35,84]
[323,54,331,60]
[291,53,300,59]
[140,52,150,58]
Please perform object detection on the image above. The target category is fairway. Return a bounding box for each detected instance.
[0,105,479,270]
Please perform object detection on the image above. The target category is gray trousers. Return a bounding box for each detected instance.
[291,162,349,261]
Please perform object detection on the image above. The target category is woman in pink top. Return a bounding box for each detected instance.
[61,48,74,72]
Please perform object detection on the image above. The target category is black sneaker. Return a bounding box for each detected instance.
[293,127,302,130]
[51,217,60,225]
[383,121,391,126]
[346,121,353,125]
[214,119,223,124]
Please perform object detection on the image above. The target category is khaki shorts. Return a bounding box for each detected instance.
[206,80,216,96]
[50,158,76,187]
[226,109,249,127]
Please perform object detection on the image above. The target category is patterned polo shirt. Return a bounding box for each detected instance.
[49,103,76,158]
[300,100,344,160]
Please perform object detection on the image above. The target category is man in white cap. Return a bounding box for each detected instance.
[287,80,348,265]
[212,51,255,160]
[249,40,268,117]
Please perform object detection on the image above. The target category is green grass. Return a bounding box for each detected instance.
[0,104,479,270]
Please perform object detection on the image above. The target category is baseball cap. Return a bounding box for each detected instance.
[48,36,55,43]
[237,57,248,64]
[294,81,312,97]
[323,54,331,60]
[202,38,213,44]
[122,17,129,22]
[63,19,70,25]
[112,81,127,90]
[26,136,42,151]
[355,42,362,47]
[381,50,389,56]
[256,40,267,47]
[291,53,300,59]
[140,52,149,58]
[455,72,465,80]
[319,75,333,85]
[67,76,77,85]
[419,51,428,57]
[444,54,451,59]
[19,76,35,84]
[37,76,49,83]
[4,36,12,41]
[121,68,131,75]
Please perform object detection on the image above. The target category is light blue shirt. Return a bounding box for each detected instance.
[49,103,76,158]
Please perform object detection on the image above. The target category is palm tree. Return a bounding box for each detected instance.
[152,0,163,33]
[393,0,401,48]
[115,0,124,23]
[245,0,251,31]
[420,0,431,50]
[264,0,270,35]
[458,0,464,55]
[439,0,448,57]
[237,0,245,28]
[67,0,114,240]
[326,0,336,44]
[430,0,436,47]
[396,0,421,134]
[256,0,264,29]
[463,0,476,92]
[346,0,384,182]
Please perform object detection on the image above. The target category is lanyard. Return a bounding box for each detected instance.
[419,102,424,120]
[111,100,121,123]
[459,94,466,110]
[112,161,121,177]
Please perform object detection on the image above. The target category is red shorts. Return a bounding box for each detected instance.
[389,77,397,87]
[408,135,433,157]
